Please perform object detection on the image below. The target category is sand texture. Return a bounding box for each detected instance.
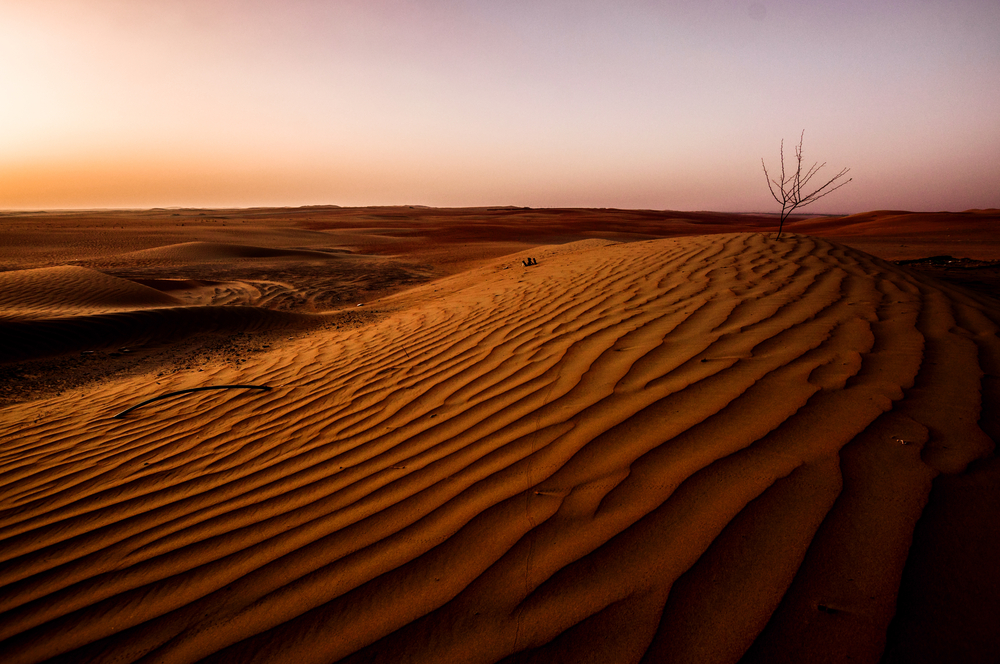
[0,266,183,319]
[0,262,317,364]
[2,228,998,663]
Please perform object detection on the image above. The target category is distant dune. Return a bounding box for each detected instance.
[119,241,344,262]
[792,209,1000,252]
[1,230,997,663]
[0,264,317,363]
[0,265,181,319]
[0,304,318,364]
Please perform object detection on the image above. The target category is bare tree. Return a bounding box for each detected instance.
[762,130,852,239]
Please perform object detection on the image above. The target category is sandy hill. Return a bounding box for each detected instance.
[0,265,313,363]
[793,209,1000,244]
[119,242,344,262]
[0,265,181,319]
[0,233,997,663]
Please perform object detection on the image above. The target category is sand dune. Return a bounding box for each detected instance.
[128,279,264,308]
[0,266,316,363]
[0,233,997,663]
[0,266,181,319]
[799,208,1000,237]
[119,242,345,262]
[792,209,1000,262]
[0,305,317,364]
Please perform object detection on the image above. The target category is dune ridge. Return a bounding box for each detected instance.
[0,265,322,363]
[0,233,997,663]
[0,266,182,319]
[116,242,345,263]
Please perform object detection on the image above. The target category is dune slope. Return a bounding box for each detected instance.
[0,265,320,363]
[0,266,182,319]
[117,241,344,262]
[0,233,997,663]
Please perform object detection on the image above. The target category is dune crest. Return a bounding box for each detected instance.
[0,233,997,663]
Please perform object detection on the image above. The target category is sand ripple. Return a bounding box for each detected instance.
[0,233,997,663]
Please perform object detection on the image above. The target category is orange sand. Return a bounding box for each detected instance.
[1,208,998,663]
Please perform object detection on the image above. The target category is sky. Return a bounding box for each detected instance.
[1,0,998,212]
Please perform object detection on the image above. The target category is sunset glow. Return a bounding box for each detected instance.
[1,0,998,211]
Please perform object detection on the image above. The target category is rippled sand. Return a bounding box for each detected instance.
[2,230,997,663]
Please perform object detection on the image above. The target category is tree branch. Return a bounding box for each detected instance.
[761,130,852,239]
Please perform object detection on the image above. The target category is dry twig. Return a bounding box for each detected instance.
[762,130,852,239]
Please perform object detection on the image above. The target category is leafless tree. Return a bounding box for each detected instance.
[762,130,852,239]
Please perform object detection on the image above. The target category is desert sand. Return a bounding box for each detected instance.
[1,207,999,663]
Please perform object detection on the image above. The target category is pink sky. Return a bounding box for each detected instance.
[1,0,998,212]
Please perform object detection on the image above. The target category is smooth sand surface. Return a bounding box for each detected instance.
[1,208,999,663]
